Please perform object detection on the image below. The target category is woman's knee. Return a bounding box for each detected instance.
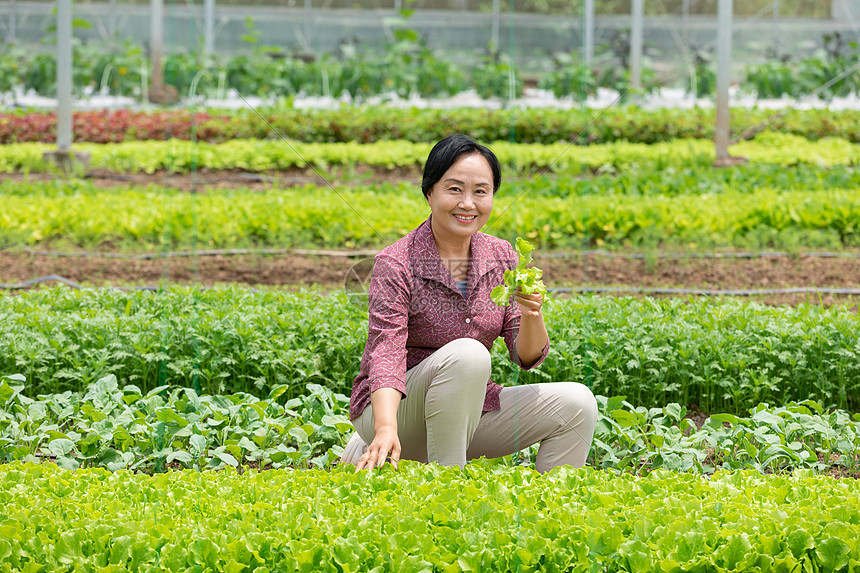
[440,337,491,381]
[556,382,599,428]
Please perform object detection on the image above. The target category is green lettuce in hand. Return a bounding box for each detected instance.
[490,237,548,306]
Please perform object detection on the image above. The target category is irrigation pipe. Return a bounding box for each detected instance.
[3,276,860,297]
[540,250,860,260]
[552,286,860,296]
[6,245,860,260]
[12,247,380,259]
[0,275,84,290]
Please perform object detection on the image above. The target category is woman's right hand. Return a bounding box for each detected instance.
[355,426,400,471]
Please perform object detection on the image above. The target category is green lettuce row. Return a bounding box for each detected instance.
[1,183,858,251]
[1,132,858,175]
[0,462,858,572]
[4,160,860,200]
[1,287,858,412]
[2,370,857,476]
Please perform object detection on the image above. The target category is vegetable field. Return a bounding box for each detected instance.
[1,105,859,571]
[2,462,859,571]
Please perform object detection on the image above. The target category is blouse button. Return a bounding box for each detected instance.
[465,318,471,324]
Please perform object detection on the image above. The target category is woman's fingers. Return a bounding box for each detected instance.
[514,291,543,316]
[355,438,400,472]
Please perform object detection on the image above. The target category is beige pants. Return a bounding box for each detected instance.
[344,338,598,473]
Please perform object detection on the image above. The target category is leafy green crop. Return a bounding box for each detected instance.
[2,132,859,175]
[0,372,352,472]
[3,369,856,477]
[0,461,858,571]
[491,237,548,306]
[1,287,859,413]
[589,397,859,476]
[2,179,859,251]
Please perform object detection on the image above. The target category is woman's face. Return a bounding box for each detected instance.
[427,152,494,243]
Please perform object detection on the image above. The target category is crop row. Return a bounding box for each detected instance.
[2,182,857,251]
[0,373,353,473]
[4,107,860,146]
[2,287,858,413]
[3,370,857,477]
[6,159,860,199]
[2,133,859,175]
[1,461,858,571]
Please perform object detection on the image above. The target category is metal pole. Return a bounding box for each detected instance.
[681,0,690,44]
[491,0,500,50]
[772,0,779,55]
[583,0,594,65]
[715,0,732,161]
[108,0,115,37]
[304,0,311,52]
[204,0,215,55]
[9,0,16,43]
[151,0,164,90]
[57,0,72,153]
[630,0,643,89]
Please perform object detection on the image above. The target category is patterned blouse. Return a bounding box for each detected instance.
[349,216,550,420]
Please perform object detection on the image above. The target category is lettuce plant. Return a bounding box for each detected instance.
[490,237,548,306]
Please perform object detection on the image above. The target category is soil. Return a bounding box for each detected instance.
[2,248,858,309]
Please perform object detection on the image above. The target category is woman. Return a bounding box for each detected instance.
[342,134,597,473]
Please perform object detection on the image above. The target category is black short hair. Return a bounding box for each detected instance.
[421,134,502,199]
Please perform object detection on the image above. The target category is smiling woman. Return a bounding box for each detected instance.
[341,134,598,474]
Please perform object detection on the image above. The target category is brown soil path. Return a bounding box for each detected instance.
[2,249,858,308]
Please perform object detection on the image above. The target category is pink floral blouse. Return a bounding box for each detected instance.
[349,217,550,420]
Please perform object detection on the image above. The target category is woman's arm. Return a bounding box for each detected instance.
[513,291,548,368]
[355,388,402,471]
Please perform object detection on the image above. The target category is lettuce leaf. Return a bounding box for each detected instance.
[490,237,548,306]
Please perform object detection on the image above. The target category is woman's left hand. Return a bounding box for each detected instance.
[514,289,543,319]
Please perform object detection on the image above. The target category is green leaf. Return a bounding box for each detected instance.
[237,437,259,452]
[167,450,193,464]
[145,385,170,399]
[48,438,75,456]
[290,426,309,444]
[490,284,513,306]
[268,384,290,402]
[719,534,753,571]
[0,381,16,404]
[321,414,353,432]
[56,455,80,470]
[156,408,189,427]
[55,529,86,564]
[515,237,534,267]
[189,434,208,456]
[619,539,652,572]
[816,538,850,572]
[788,529,814,559]
[215,451,238,467]
[611,410,642,428]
